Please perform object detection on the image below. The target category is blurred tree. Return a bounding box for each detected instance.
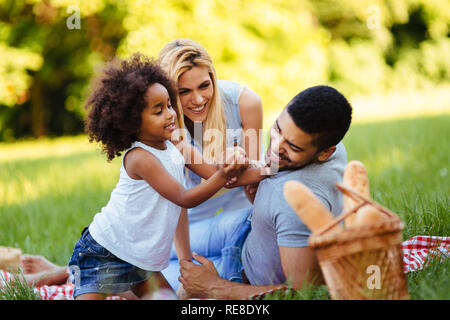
[0,0,449,141]
[0,0,126,140]
[310,0,450,95]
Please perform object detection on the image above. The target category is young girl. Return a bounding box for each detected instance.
[68,53,247,300]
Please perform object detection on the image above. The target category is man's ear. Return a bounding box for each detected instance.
[317,145,336,162]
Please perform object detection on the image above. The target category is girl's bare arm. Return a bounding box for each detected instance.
[124,147,241,208]
[174,140,218,179]
[175,140,249,180]
[225,164,271,188]
[174,208,191,262]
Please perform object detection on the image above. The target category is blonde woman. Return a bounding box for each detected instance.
[158,39,263,292]
[159,38,263,220]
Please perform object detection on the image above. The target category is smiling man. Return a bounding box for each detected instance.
[178,85,352,299]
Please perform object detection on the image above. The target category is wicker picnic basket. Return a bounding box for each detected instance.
[309,184,410,300]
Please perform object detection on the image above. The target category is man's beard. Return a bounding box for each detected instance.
[264,145,318,174]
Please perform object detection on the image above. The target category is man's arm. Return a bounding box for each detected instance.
[218,246,322,298]
[278,246,323,289]
[273,183,326,289]
[179,246,323,300]
[178,253,284,300]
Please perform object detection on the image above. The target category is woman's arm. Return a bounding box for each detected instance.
[238,87,263,202]
[239,87,263,162]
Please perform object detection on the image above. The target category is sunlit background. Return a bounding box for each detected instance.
[0,1,449,299]
[1,0,449,139]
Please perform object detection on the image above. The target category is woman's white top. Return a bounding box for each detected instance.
[89,140,185,271]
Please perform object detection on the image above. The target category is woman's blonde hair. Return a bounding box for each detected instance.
[158,38,226,162]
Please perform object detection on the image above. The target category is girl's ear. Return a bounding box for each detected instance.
[317,145,336,162]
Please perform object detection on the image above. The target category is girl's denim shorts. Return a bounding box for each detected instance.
[68,227,154,298]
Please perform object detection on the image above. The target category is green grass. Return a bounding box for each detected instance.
[342,115,450,240]
[0,269,40,300]
[0,115,449,299]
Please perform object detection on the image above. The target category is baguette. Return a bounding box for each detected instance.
[343,160,370,227]
[352,205,388,227]
[283,180,342,233]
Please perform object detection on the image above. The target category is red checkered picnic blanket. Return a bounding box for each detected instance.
[402,235,449,273]
[0,273,125,300]
[1,236,448,300]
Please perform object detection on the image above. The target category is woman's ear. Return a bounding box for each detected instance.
[317,145,336,162]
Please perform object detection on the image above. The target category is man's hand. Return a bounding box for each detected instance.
[244,182,259,204]
[178,252,222,298]
[180,253,287,300]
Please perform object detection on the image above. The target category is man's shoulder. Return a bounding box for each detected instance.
[289,141,346,182]
[263,170,328,204]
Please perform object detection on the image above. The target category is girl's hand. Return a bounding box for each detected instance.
[222,146,247,164]
[224,176,238,188]
[220,152,249,179]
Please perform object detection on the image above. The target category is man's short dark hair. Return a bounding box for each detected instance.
[286,85,352,151]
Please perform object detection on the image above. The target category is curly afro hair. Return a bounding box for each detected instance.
[84,53,178,161]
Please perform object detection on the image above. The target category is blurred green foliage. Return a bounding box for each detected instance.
[0,0,449,141]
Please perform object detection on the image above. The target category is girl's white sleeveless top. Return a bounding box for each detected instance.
[89,140,185,271]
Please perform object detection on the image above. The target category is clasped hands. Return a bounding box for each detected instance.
[221,147,260,203]
[219,146,249,182]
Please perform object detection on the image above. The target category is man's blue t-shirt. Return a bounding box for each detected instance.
[241,142,347,285]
